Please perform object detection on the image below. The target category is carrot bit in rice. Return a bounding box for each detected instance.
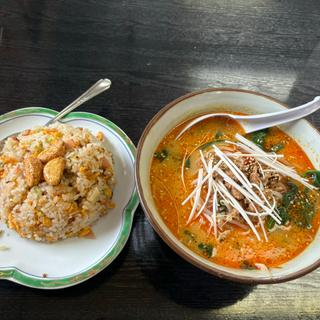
[78,227,95,239]
[96,131,105,141]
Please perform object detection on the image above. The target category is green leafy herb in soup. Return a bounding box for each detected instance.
[150,116,320,269]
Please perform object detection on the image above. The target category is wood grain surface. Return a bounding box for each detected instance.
[0,0,319,319]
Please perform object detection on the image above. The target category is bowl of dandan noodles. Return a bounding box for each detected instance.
[136,88,320,283]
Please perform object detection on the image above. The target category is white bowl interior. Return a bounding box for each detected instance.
[138,90,320,281]
[0,113,136,278]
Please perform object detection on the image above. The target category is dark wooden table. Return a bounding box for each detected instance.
[0,0,320,319]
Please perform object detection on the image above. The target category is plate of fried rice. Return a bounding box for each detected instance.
[0,107,138,289]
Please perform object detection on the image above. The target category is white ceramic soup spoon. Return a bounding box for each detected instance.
[176,96,320,139]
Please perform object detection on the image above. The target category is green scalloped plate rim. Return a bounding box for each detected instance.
[0,107,139,289]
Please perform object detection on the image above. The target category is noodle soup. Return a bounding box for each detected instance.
[150,116,320,270]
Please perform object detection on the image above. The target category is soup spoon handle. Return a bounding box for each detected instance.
[240,96,320,133]
[176,96,320,139]
[45,78,111,125]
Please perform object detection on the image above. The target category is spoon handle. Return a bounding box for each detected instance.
[45,78,112,126]
[242,96,320,133]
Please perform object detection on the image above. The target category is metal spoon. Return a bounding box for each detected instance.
[176,96,320,139]
[0,78,111,148]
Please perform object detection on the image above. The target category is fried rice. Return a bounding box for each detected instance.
[0,123,115,242]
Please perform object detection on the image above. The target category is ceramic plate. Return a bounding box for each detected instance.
[0,107,139,289]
